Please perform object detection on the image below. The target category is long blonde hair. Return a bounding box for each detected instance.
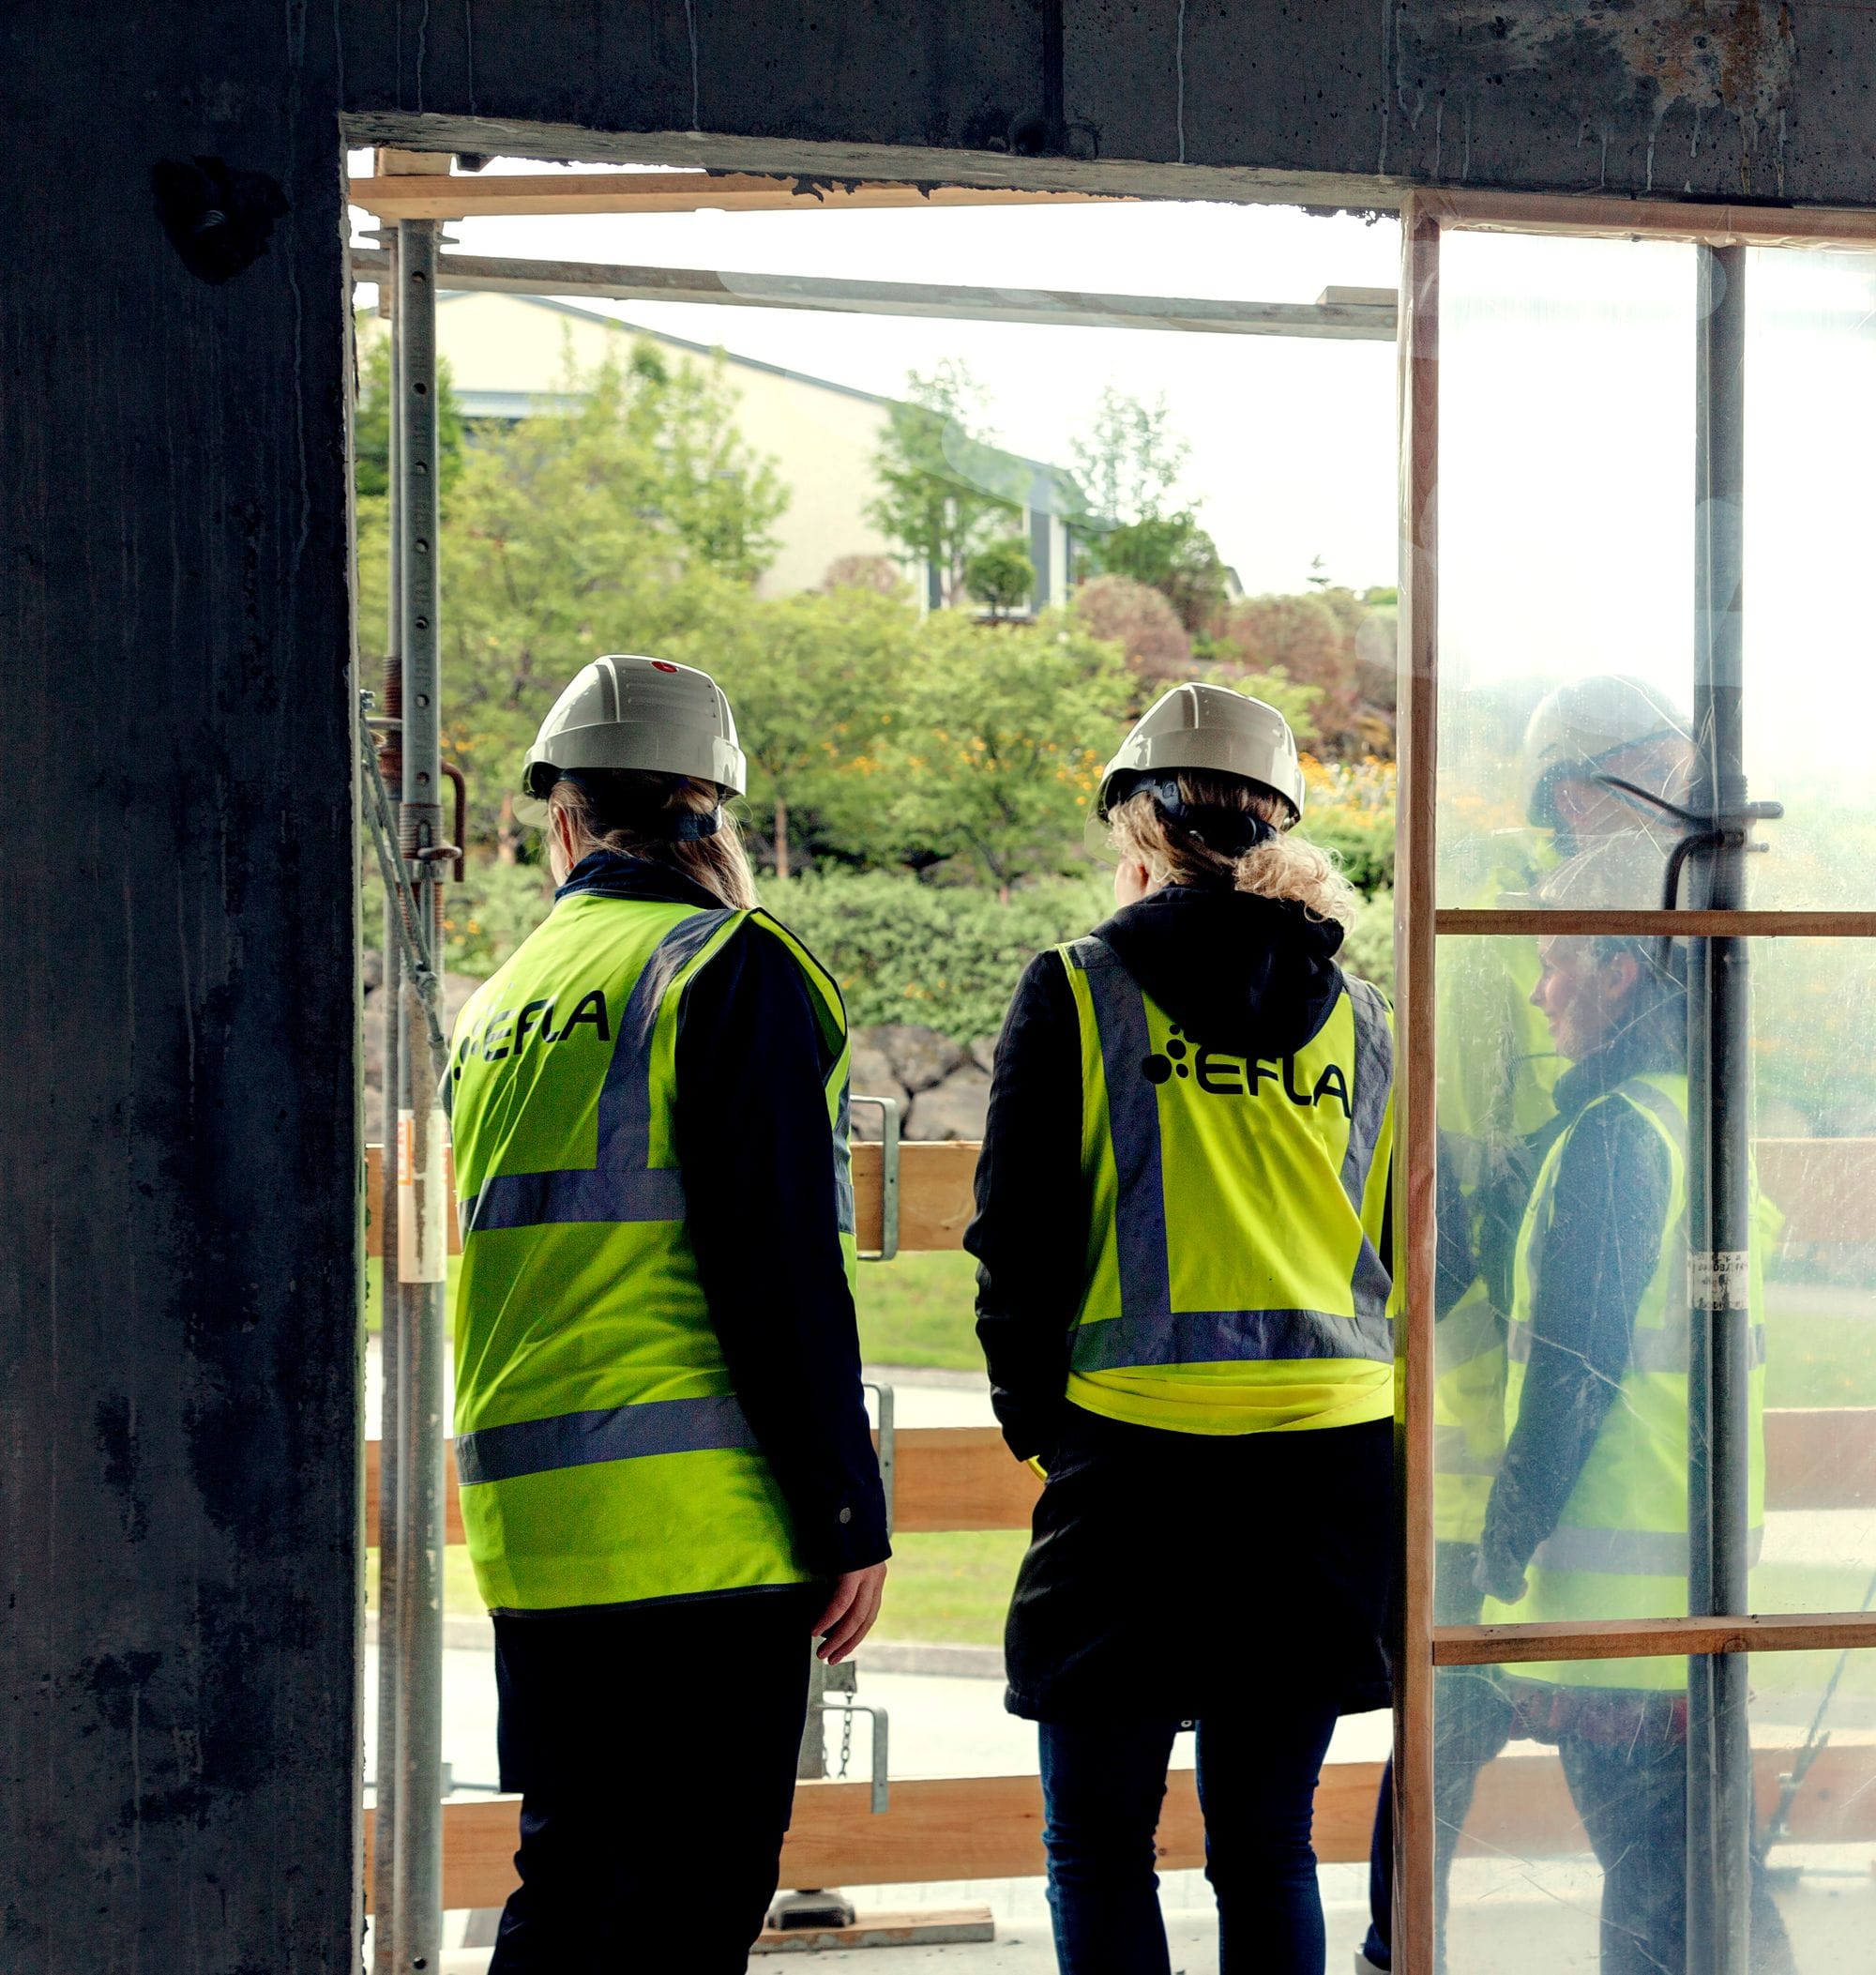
[548,770,759,911]
[1109,769,1358,928]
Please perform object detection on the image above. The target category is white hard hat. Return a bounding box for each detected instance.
[514,654,747,829]
[1096,682,1306,827]
[1523,676,1691,830]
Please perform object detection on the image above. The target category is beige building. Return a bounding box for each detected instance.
[371,290,1079,606]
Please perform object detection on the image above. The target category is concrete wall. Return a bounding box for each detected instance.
[12,2,1876,1969]
[337,0,1871,212]
[1,8,360,1973]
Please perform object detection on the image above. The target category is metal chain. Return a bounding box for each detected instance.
[836,1698,855,1781]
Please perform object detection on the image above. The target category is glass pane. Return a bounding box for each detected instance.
[1431,935,1876,1627]
[1744,247,1876,909]
[1437,230,1695,915]
[1436,232,1876,914]
[1435,1648,1876,1971]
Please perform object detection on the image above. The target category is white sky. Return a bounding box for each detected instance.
[350,158,1876,857]
[349,155,1402,596]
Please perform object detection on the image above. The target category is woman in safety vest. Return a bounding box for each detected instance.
[1461,840,1792,1975]
[447,655,889,1973]
[967,682,1399,1975]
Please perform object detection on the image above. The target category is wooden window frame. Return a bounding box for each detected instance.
[1393,189,1876,1975]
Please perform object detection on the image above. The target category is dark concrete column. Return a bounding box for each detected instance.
[0,11,359,1969]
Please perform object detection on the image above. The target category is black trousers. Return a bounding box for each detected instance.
[488,1586,821,1975]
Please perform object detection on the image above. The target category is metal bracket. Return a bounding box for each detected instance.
[850,1093,900,1263]
[810,1693,890,1815]
[863,1379,896,1537]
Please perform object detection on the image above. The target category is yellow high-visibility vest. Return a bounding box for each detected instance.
[1489,1071,1768,1690]
[448,892,854,1611]
[1058,935,1397,1435]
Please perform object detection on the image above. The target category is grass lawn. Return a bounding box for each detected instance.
[855,1251,981,1370]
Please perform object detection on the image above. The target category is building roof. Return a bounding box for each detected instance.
[437,288,1088,503]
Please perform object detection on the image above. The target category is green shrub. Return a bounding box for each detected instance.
[770,871,1112,1041]
[1339,886,1395,995]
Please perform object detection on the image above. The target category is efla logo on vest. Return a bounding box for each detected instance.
[452,990,612,1079]
[1142,1026,1351,1117]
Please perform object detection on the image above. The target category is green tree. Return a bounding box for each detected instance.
[881,613,1130,894]
[1071,385,1189,525]
[356,341,787,855]
[353,323,465,502]
[867,361,1025,606]
[1098,510,1229,634]
[964,538,1036,619]
[678,586,915,878]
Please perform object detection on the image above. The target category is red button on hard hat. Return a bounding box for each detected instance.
[652,661,678,674]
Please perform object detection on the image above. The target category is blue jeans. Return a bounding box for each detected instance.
[1038,1702,1342,1975]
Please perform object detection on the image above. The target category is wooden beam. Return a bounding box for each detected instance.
[365,1405,1876,1547]
[1393,191,1445,1975]
[1437,908,1876,940]
[343,248,1398,342]
[347,172,1127,220]
[1424,189,1876,251]
[851,1139,977,1253]
[1757,1140,1876,1245]
[362,1135,1876,1255]
[1435,1610,1876,1667]
[365,1744,1876,1911]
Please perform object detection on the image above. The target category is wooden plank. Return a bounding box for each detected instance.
[1436,1610,1876,1667]
[366,1436,466,1545]
[366,1745,1876,1910]
[1392,192,1445,1975]
[851,1139,978,1254]
[343,247,1396,342]
[1438,908,1876,940]
[360,1136,1876,1256]
[1758,1139,1876,1245]
[1424,189,1876,252]
[892,1426,1037,1533]
[363,1406,1876,1547]
[752,1907,993,1952]
[1763,1406,1876,1510]
[347,172,1127,220]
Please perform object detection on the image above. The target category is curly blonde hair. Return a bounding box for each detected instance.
[548,770,759,911]
[1108,769,1360,928]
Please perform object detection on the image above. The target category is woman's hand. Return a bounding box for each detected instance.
[811,1562,888,1664]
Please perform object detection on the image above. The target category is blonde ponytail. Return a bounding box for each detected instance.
[1108,769,1359,929]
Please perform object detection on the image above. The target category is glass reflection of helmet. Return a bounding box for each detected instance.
[1523,675,1692,833]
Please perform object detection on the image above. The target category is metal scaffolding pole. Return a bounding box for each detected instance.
[390,213,448,1975]
[371,228,404,1975]
[1687,239,1755,1975]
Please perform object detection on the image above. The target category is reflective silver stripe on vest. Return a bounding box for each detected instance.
[1339,976,1395,1330]
[1530,1523,1764,1578]
[1067,938,1394,1372]
[1507,1316,1766,1374]
[461,909,735,1236]
[455,1391,760,1486]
